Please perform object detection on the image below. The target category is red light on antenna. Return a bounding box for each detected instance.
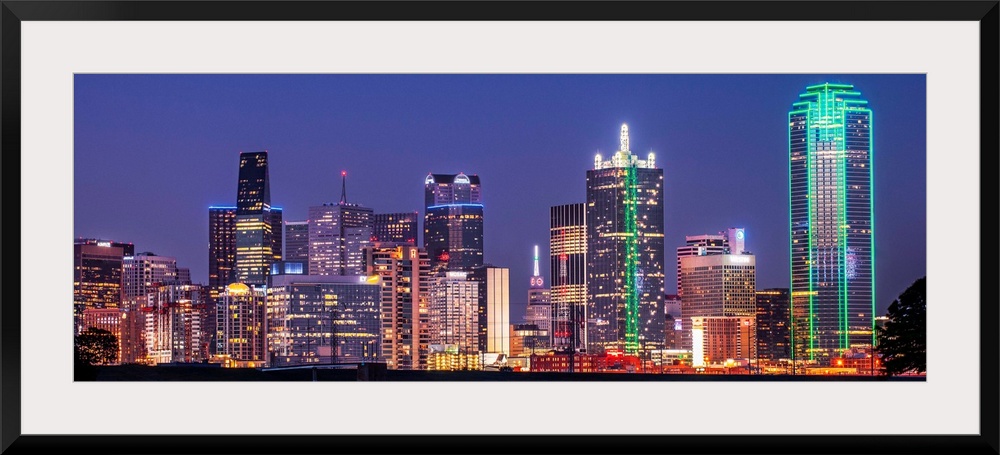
[341,171,347,177]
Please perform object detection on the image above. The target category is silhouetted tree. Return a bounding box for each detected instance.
[75,327,118,366]
[875,277,926,376]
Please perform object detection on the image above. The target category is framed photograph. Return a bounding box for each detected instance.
[3,1,997,453]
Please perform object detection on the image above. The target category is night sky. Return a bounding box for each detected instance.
[74,74,926,321]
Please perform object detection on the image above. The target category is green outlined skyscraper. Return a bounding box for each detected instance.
[789,83,875,366]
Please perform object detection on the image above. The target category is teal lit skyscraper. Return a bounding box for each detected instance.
[789,83,874,366]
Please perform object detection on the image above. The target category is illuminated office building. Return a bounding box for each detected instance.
[283,221,310,268]
[74,238,134,334]
[366,245,432,370]
[123,252,180,300]
[586,124,665,355]
[789,83,874,364]
[691,316,756,366]
[756,288,791,361]
[267,274,382,366]
[80,308,125,364]
[234,151,276,286]
[309,172,374,276]
[679,253,757,352]
[373,212,419,246]
[675,228,744,296]
[209,206,238,302]
[423,173,484,272]
[549,203,587,353]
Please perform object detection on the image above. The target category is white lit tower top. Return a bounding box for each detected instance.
[594,123,656,170]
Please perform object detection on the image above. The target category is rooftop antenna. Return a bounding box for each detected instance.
[339,170,347,204]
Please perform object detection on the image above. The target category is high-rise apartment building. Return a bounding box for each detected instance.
[309,172,374,276]
[756,288,791,361]
[145,284,211,364]
[267,274,382,366]
[366,245,432,370]
[428,271,480,354]
[586,124,665,354]
[679,253,757,352]
[373,212,419,246]
[789,83,874,365]
[549,203,587,353]
[423,173,484,272]
[216,283,268,368]
[234,151,275,286]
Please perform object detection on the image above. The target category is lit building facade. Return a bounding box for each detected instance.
[586,124,665,354]
[123,252,180,300]
[216,283,268,367]
[283,221,310,267]
[209,206,237,302]
[74,238,134,334]
[789,83,874,365]
[691,316,756,366]
[80,308,125,364]
[524,245,551,350]
[675,228,744,296]
[267,274,382,366]
[234,151,276,286]
[428,272,480,354]
[756,288,791,361]
[373,212,419,246]
[679,253,757,352]
[145,284,211,364]
[549,203,587,353]
[469,266,510,355]
[366,245,432,370]
[423,173,484,272]
[308,174,374,276]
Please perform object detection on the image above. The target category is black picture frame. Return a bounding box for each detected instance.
[2,1,997,454]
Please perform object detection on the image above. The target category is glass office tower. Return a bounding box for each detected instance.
[586,124,665,355]
[789,83,874,365]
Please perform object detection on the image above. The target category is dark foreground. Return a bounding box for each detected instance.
[80,364,925,381]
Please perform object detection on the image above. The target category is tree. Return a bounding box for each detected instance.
[875,277,926,376]
[75,327,119,366]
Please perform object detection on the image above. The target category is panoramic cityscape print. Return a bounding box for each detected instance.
[73,74,927,380]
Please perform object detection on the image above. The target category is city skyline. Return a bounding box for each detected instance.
[74,74,926,322]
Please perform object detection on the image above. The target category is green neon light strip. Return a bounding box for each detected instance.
[787,110,797,363]
[870,109,876,349]
[624,165,639,355]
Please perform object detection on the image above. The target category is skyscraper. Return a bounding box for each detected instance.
[123,252,180,300]
[423,173,484,272]
[586,124,665,355]
[208,206,237,302]
[428,271,480,354]
[550,203,587,353]
[373,212,419,246]
[789,83,874,365]
[234,151,274,286]
[216,282,268,368]
[468,265,510,355]
[756,288,791,361]
[74,238,134,334]
[308,172,374,276]
[145,284,211,364]
[675,227,745,296]
[679,253,757,352]
[283,220,310,267]
[366,245,432,370]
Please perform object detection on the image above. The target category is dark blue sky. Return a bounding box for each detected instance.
[74,74,926,321]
